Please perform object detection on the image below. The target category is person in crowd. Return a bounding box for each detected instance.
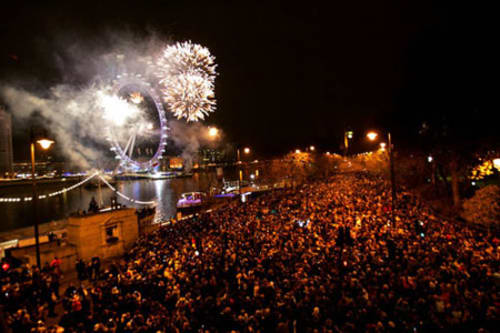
[1,172,498,332]
[88,197,99,213]
[91,257,101,281]
[50,257,62,276]
[75,258,86,281]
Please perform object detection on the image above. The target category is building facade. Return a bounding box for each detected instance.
[66,208,139,261]
[0,107,14,177]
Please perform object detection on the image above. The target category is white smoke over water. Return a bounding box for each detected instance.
[0,32,218,171]
[1,84,147,169]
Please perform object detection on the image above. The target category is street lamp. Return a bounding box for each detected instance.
[38,139,54,150]
[344,130,354,156]
[208,127,219,138]
[366,131,378,141]
[236,147,251,194]
[31,134,54,267]
[367,130,396,226]
[236,146,251,163]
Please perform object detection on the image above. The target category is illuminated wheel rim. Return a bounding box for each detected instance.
[109,73,167,170]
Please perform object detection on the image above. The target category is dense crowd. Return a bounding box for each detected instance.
[1,257,62,332]
[1,172,499,332]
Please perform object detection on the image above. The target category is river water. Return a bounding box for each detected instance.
[0,171,222,234]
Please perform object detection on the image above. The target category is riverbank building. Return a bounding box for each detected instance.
[0,106,14,177]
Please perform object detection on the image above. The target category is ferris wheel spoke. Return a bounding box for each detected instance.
[122,134,134,158]
[128,132,137,159]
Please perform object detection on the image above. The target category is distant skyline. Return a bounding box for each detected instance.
[0,1,496,160]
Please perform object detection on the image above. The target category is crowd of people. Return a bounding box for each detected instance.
[1,257,62,332]
[1,172,498,332]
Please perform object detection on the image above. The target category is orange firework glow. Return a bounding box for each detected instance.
[130,92,144,104]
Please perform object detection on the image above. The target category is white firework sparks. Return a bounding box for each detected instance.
[157,41,217,121]
[162,73,215,121]
[97,90,142,127]
[157,41,217,81]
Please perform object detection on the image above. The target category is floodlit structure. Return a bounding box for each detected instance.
[0,106,14,177]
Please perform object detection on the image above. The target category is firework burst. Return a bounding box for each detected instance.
[129,91,144,104]
[157,41,217,121]
[157,41,216,81]
[162,73,215,121]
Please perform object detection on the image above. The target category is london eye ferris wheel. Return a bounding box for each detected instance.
[107,73,168,171]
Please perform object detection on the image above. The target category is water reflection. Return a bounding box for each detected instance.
[0,172,218,233]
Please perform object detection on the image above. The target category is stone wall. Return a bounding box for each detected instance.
[138,214,160,235]
[8,208,144,271]
[8,241,77,272]
[66,208,138,261]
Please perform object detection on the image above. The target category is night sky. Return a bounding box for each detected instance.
[1,1,496,158]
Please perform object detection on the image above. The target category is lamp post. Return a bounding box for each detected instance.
[30,132,54,268]
[237,147,250,194]
[344,131,353,156]
[207,126,220,174]
[236,147,250,163]
[367,131,396,226]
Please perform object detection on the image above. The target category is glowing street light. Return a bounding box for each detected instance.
[295,149,301,154]
[310,145,315,151]
[236,146,251,165]
[428,156,433,163]
[366,130,396,226]
[236,147,252,194]
[344,130,354,156]
[366,131,378,141]
[37,139,54,150]
[208,127,219,138]
[31,132,55,268]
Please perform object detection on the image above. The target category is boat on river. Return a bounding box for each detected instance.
[176,192,206,209]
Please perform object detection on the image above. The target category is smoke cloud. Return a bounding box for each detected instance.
[169,120,223,171]
[1,84,148,169]
[0,31,218,171]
